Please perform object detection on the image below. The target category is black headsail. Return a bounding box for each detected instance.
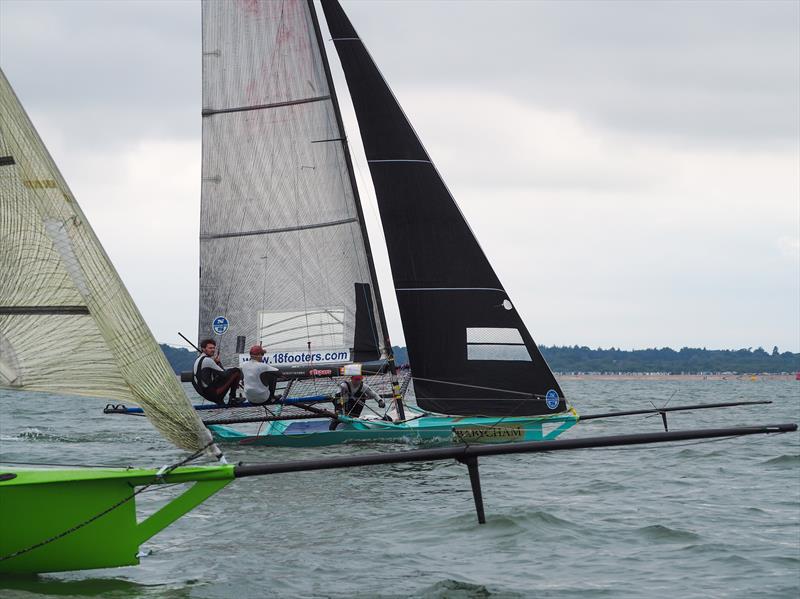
[320,0,565,416]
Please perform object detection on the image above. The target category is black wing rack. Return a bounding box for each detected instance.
[232,422,798,524]
[579,399,773,431]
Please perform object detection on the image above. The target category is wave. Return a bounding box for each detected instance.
[575,480,628,493]
[675,448,730,459]
[764,555,800,566]
[415,579,514,599]
[761,454,800,467]
[10,429,149,445]
[0,575,174,598]
[636,524,702,542]
[486,509,582,532]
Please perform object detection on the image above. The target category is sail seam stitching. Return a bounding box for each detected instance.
[412,376,533,397]
[467,342,526,346]
[368,159,431,164]
[395,287,505,292]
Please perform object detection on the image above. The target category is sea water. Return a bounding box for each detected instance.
[1,378,798,598]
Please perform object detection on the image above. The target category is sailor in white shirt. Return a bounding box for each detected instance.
[241,345,280,404]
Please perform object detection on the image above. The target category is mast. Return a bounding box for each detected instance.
[307,0,405,417]
[306,0,392,360]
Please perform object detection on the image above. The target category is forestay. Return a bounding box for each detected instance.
[321,0,566,416]
[200,0,387,366]
[0,69,212,452]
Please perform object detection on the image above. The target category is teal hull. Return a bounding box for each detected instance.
[210,409,579,448]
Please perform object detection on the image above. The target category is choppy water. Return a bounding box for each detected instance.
[1,378,798,598]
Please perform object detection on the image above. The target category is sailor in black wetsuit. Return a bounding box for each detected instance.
[329,375,385,430]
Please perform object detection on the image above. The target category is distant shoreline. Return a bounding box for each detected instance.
[558,373,796,381]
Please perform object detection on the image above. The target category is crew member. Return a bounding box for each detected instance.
[329,374,385,430]
[241,345,281,404]
[191,338,242,406]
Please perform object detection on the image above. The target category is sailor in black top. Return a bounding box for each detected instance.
[191,339,242,406]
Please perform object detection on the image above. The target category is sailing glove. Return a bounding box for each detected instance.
[378,399,386,408]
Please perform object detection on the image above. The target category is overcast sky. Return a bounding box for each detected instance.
[1,0,798,352]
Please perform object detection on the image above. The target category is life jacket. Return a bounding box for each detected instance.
[338,381,368,414]
[344,380,369,399]
[191,355,216,396]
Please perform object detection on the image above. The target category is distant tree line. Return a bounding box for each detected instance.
[538,345,799,374]
[159,344,798,375]
[160,344,196,374]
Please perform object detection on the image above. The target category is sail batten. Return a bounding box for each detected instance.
[200,217,358,240]
[202,94,331,116]
[0,306,90,314]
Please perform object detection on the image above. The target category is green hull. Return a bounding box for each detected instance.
[210,410,580,448]
[0,465,234,575]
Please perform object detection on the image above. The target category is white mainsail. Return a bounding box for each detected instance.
[0,68,212,453]
[199,0,387,365]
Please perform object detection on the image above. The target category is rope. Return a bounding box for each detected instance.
[0,442,215,563]
[2,460,134,469]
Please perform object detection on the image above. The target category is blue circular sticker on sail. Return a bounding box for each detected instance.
[212,316,229,335]
[545,389,560,410]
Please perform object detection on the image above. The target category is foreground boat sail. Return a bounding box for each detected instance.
[0,0,796,576]
[175,0,580,446]
[0,64,232,573]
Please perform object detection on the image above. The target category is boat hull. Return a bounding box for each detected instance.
[209,410,579,448]
[0,465,234,574]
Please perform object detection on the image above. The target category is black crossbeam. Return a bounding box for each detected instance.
[233,423,796,523]
[578,400,772,421]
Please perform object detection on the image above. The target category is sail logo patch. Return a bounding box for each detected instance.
[453,424,524,443]
[545,389,560,410]
[212,316,229,335]
[261,349,351,365]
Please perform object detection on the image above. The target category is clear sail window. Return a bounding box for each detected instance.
[466,328,532,362]
[259,308,345,350]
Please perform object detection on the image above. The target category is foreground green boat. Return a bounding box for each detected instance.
[0,466,234,575]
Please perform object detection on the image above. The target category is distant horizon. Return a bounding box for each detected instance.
[160,341,799,355]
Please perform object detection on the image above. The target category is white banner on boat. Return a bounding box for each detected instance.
[239,349,351,366]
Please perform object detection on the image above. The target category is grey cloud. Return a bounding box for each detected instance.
[341,0,799,144]
[1,0,200,147]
